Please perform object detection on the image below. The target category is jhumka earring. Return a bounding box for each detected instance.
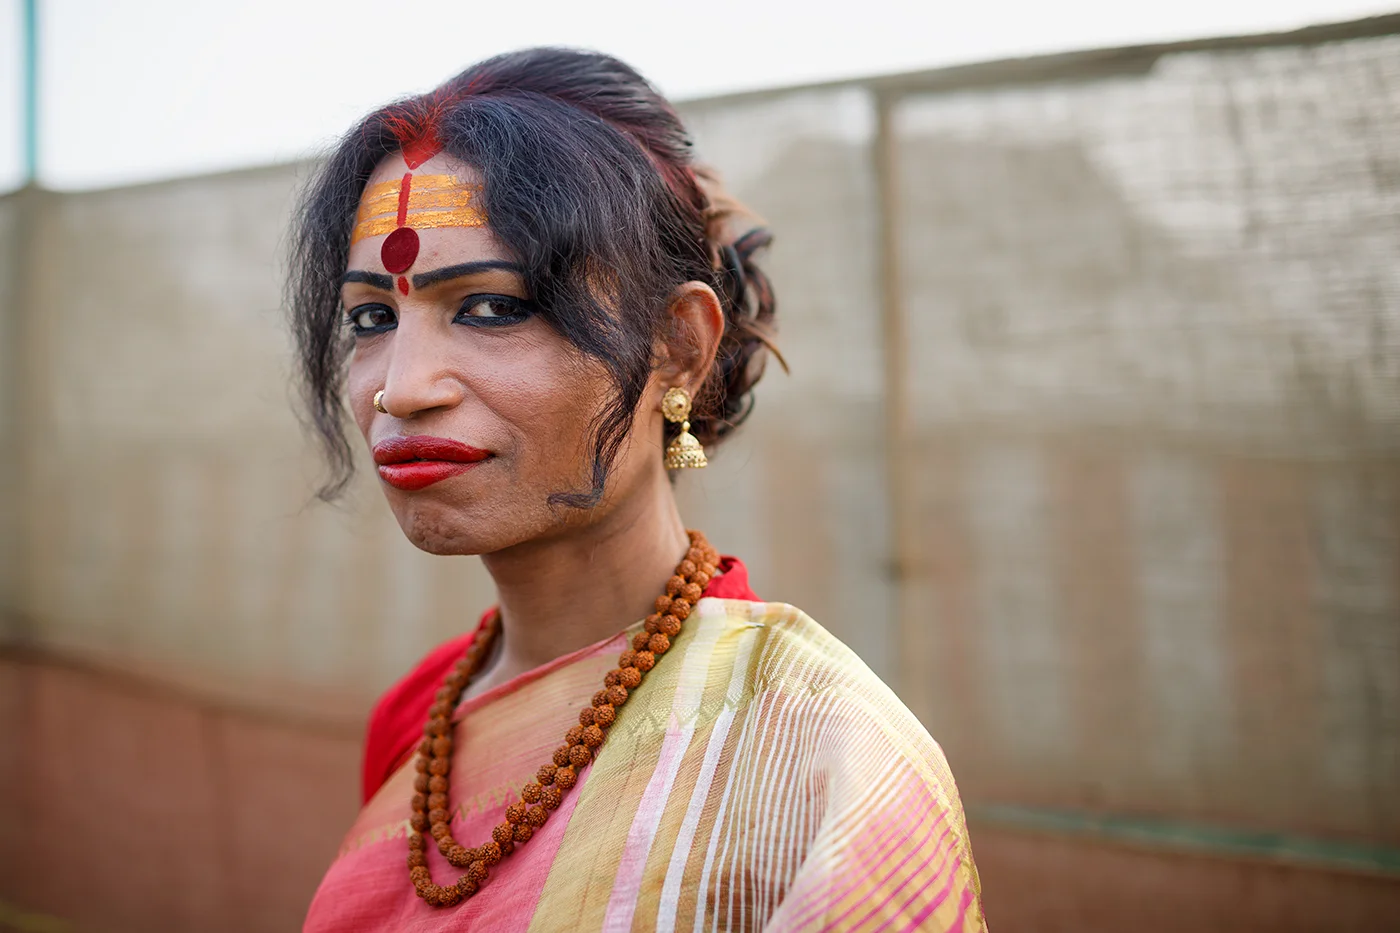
[662,387,707,470]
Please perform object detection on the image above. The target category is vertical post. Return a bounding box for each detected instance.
[3,2,41,641]
[22,0,38,183]
[873,90,928,722]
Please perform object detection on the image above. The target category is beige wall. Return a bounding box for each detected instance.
[3,16,1399,931]
[887,32,1400,841]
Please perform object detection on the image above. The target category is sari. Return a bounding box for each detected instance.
[304,560,986,932]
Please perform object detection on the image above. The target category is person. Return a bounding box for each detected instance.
[289,47,986,932]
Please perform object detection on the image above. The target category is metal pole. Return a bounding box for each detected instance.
[873,90,929,723]
[22,0,38,182]
[5,4,41,643]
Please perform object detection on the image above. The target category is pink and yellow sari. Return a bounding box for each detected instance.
[305,562,985,931]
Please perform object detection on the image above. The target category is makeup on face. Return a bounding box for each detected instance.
[352,174,486,245]
[373,435,494,491]
[353,173,488,296]
[342,260,525,295]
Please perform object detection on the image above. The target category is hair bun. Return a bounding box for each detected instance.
[689,168,784,449]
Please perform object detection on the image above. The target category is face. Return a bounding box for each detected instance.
[342,152,669,555]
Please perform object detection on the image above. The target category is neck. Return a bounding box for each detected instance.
[469,471,690,696]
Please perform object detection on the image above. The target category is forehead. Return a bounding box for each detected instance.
[347,153,504,275]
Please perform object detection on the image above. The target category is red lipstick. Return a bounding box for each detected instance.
[372,436,493,491]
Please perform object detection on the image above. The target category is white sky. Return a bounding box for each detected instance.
[1,0,1396,191]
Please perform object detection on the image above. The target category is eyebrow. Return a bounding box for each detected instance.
[412,260,523,290]
[342,270,393,290]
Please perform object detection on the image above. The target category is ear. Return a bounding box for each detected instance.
[656,281,725,395]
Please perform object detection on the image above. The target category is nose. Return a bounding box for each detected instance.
[378,313,465,418]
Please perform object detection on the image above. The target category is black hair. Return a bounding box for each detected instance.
[288,48,778,506]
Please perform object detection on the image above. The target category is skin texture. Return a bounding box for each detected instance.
[343,152,725,694]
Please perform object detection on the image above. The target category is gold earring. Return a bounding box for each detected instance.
[662,387,707,470]
[373,390,388,414]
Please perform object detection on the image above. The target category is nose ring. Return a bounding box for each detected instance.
[373,390,388,414]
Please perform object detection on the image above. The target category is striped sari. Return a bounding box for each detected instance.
[305,573,985,931]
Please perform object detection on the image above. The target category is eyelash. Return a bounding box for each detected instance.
[343,294,534,336]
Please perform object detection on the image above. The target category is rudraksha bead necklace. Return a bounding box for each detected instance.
[407,529,720,907]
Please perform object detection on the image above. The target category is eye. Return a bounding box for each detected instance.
[346,303,396,334]
[455,294,531,326]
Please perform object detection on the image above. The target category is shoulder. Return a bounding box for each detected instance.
[697,598,963,795]
[709,598,897,702]
[692,600,985,924]
[359,618,488,804]
[692,598,890,699]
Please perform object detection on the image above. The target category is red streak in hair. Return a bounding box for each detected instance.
[383,89,456,169]
[401,134,442,170]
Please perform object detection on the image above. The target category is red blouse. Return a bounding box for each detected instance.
[359,557,758,803]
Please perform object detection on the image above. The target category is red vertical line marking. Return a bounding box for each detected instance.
[396,172,413,228]
[397,277,410,296]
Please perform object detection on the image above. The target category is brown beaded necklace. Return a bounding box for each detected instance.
[406,529,719,907]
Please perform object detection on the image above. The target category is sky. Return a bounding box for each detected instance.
[1,0,1396,191]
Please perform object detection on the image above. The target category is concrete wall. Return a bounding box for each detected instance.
[888,31,1400,842]
[2,15,1399,932]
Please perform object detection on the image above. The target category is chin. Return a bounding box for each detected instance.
[392,502,497,556]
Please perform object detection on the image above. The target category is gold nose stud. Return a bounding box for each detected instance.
[373,390,389,414]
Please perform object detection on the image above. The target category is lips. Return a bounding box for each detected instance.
[373,436,493,491]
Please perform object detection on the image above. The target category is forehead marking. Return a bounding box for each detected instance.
[380,173,421,274]
[352,174,486,246]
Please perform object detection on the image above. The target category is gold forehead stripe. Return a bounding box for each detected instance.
[351,174,487,245]
[355,173,468,219]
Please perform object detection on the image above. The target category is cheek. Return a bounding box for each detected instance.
[475,345,609,469]
[345,355,381,438]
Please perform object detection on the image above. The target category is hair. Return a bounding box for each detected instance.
[288,48,780,506]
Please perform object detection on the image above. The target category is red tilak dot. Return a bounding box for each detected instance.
[382,226,420,274]
[397,276,410,296]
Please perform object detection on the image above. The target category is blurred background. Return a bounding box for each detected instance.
[2,1,1399,930]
